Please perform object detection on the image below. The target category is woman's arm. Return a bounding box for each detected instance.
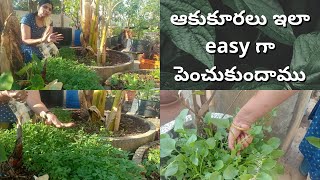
[233,90,299,126]
[228,90,298,150]
[21,24,45,45]
[26,91,49,114]
[26,91,74,128]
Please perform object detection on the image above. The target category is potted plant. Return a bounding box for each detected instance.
[136,90,160,118]
[75,0,135,82]
[73,90,157,151]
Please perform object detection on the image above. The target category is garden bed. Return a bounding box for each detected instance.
[69,47,134,82]
[0,122,144,179]
[68,109,150,137]
[53,108,157,152]
[105,69,160,90]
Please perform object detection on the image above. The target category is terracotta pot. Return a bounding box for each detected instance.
[160,90,179,105]
[125,90,136,102]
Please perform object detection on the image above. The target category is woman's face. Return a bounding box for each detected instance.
[38,3,53,17]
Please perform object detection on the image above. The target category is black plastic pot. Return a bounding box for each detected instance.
[53,27,72,47]
[105,97,115,111]
[137,100,160,118]
[40,91,64,108]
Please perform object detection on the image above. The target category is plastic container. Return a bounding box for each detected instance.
[139,59,159,69]
[74,29,82,46]
[66,90,80,108]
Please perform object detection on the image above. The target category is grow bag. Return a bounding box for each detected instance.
[137,100,160,118]
[40,91,64,108]
[53,27,72,47]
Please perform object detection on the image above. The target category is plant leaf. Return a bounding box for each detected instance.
[0,72,13,90]
[204,113,230,128]
[161,0,215,68]
[241,0,296,45]
[256,172,272,180]
[190,153,199,166]
[165,162,179,178]
[239,174,254,180]
[250,126,263,135]
[0,143,7,163]
[213,160,224,171]
[306,136,320,148]
[267,137,281,149]
[207,172,222,180]
[30,74,45,90]
[206,137,216,149]
[291,32,320,89]
[186,134,197,145]
[160,137,176,158]
[223,165,238,179]
[222,0,238,11]
[261,144,274,155]
[270,150,285,159]
[262,158,277,170]
[174,109,189,131]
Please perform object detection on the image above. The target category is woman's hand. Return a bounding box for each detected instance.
[45,112,75,128]
[228,122,253,151]
[41,32,64,43]
[47,32,64,43]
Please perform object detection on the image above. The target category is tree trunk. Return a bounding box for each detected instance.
[107,90,124,131]
[28,0,37,13]
[0,0,23,74]
[60,0,64,27]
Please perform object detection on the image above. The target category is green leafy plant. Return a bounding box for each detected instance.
[0,122,143,179]
[46,57,104,90]
[50,108,74,123]
[160,110,284,180]
[0,143,7,163]
[58,47,77,61]
[136,90,160,101]
[109,71,158,90]
[0,72,13,90]
[143,148,160,179]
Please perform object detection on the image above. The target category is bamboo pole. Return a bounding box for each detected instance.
[281,91,312,153]
[81,0,92,47]
[91,90,107,122]
[107,90,124,131]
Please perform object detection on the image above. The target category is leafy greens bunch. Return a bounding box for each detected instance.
[160,109,284,180]
[0,122,143,180]
[46,57,104,90]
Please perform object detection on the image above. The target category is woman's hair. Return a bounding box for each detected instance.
[38,0,53,10]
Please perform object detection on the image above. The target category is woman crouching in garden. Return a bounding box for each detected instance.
[20,0,63,63]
